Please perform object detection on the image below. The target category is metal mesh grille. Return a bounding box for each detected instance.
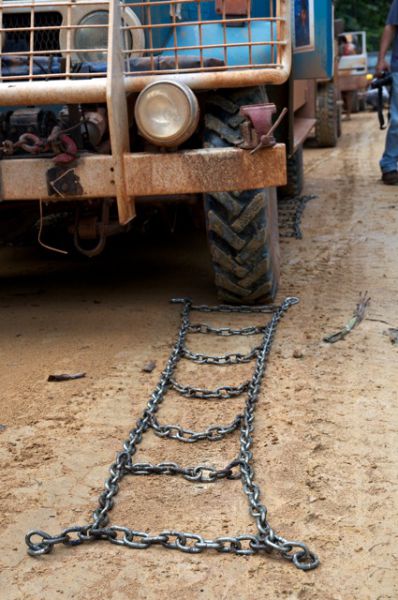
[121,0,285,75]
[2,12,62,54]
[0,0,289,87]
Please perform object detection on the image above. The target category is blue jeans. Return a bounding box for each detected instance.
[380,72,398,173]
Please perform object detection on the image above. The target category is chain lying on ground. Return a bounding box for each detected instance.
[278,195,317,239]
[25,297,319,571]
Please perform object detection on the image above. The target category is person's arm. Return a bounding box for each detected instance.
[376,25,396,74]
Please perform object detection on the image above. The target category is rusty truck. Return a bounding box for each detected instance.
[0,0,336,302]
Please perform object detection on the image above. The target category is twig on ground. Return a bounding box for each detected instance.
[47,372,86,382]
[323,292,371,343]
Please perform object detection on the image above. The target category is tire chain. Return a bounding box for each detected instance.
[25,297,319,571]
[278,195,317,239]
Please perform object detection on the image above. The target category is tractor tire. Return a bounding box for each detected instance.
[203,87,280,304]
[315,82,338,148]
[278,144,304,199]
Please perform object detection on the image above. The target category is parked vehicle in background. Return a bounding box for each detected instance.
[338,31,369,113]
[0,0,335,303]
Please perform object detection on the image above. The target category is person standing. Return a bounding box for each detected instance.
[339,35,356,120]
[378,1,398,184]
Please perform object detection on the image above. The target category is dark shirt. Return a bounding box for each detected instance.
[387,0,398,71]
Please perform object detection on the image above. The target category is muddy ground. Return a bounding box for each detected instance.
[1,113,397,599]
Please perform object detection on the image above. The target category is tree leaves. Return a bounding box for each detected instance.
[335,0,392,51]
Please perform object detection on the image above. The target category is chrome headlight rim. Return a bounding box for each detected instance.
[59,5,145,63]
[134,80,200,147]
[75,10,110,63]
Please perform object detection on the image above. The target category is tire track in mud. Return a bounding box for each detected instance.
[276,115,398,599]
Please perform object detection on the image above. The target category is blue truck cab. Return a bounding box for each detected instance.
[275,0,338,196]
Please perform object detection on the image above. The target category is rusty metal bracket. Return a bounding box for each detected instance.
[73,200,110,258]
[47,166,83,197]
[215,0,249,17]
[239,104,288,154]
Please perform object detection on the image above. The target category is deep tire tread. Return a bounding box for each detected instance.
[315,82,338,148]
[204,87,279,304]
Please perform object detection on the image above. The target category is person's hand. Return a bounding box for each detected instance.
[376,58,390,77]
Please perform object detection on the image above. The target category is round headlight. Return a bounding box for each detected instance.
[134,81,200,147]
[75,11,110,63]
[75,8,144,63]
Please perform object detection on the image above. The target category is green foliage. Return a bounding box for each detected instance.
[335,0,392,50]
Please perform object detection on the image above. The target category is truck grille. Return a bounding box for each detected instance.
[0,0,290,97]
[3,12,62,54]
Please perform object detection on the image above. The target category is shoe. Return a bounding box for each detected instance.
[382,171,398,185]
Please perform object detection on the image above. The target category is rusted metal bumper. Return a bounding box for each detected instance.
[0,144,287,222]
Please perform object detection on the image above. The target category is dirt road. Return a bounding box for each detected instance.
[1,113,397,599]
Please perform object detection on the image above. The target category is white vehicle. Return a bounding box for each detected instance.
[338,31,368,75]
[338,31,369,111]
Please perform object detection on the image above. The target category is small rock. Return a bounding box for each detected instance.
[0,424,6,432]
[384,328,398,345]
[293,348,305,359]
[142,360,156,373]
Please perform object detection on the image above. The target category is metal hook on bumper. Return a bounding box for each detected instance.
[17,132,49,154]
[238,104,288,154]
[52,133,78,165]
[73,200,110,258]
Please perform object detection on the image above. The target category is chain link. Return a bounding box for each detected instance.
[278,195,317,239]
[150,414,242,443]
[188,323,268,336]
[25,296,319,571]
[188,302,278,314]
[170,379,250,399]
[123,459,241,482]
[182,346,260,365]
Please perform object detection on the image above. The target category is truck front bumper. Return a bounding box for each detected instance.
[1,144,287,223]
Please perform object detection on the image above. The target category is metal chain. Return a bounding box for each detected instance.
[182,346,260,365]
[150,414,243,443]
[278,195,317,239]
[170,378,250,399]
[188,302,278,314]
[124,459,242,482]
[188,323,268,336]
[25,296,319,571]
